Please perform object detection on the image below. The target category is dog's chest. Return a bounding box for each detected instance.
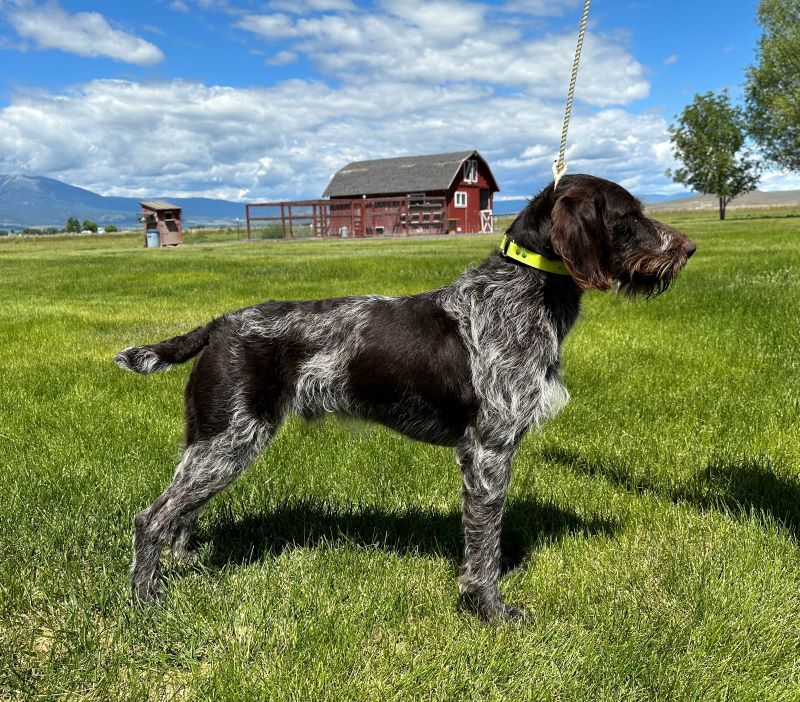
[460,305,569,428]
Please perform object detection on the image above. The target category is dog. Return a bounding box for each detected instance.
[115,174,695,621]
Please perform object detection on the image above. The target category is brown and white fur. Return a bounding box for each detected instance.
[115,174,695,621]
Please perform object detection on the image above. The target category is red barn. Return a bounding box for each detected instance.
[323,150,499,234]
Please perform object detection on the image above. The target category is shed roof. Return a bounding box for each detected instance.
[323,150,499,198]
[140,200,181,211]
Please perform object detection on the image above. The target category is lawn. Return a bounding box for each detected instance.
[1,211,799,700]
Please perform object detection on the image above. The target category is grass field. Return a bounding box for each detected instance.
[1,211,799,700]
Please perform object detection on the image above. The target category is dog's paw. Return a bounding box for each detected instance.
[460,591,530,623]
[131,579,165,604]
[476,599,530,623]
[489,602,529,623]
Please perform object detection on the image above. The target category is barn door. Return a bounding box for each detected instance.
[480,209,493,233]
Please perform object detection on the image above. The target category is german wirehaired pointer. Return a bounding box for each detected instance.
[116,174,695,621]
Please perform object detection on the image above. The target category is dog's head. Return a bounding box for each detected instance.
[508,174,695,297]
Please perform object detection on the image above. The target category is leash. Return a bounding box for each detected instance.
[498,5,591,276]
[552,0,591,188]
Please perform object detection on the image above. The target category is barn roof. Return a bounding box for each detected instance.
[323,150,499,198]
[140,200,181,211]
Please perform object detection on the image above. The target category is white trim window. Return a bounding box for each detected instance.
[454,191,468,208]
[464,159,478,184]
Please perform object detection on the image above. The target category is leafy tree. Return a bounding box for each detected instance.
[745,0,800,171]
[65,216,80,233]
[667,91,761,220]
[82,219,98,233]
[105,224,118,233]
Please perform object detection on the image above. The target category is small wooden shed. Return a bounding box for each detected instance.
[140,200,183,247]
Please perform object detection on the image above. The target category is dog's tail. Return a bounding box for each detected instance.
[114,321,216,374]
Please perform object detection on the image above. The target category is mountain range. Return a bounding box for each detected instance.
[0,175,246,229]
[646,188,800,211]
[2,174,799,230]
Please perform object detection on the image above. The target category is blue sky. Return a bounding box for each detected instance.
[0,0,793,201]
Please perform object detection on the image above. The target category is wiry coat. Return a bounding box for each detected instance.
[116,175,695,621]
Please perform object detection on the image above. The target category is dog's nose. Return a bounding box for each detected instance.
[683,241,696,258]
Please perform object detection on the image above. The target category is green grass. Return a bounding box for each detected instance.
[1,212,799,700]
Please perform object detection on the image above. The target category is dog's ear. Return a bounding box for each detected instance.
[550,188,613,291]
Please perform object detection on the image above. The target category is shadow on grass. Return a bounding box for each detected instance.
[203,495,618,571]
[543,447,800,536]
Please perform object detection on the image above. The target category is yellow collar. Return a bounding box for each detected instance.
[499,235,571,276]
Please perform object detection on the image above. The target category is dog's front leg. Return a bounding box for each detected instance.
[456,428,525,622]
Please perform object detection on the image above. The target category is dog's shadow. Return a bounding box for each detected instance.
[543,447,800,537]
[202,495,618,572]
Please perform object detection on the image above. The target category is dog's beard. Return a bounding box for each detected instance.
[615,248,688,299]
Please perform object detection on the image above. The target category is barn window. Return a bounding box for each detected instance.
[464,159,478,184]
[455,191,468,208]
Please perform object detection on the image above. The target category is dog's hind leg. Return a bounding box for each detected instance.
[456,426,525,622]
[131,417,273,600]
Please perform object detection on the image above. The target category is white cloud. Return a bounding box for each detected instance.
[664,53,678,65]
[239,13,297,38]
[759,171,800,192]
[266,50,297,65]
[0,78,686,201]
[238,7,648,107]
[6,1,164,66]
[380,0,487,39]
[501,0,583,17]
[268,0,357,12]
[3,0,794,202]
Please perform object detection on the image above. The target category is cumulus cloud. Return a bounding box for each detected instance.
[0,78,682,201]
[236,5,648,107]
[266,49,297,65]
[13,0,786,200]
[268,0,357,12]
[501,0,583,17]
[6,1,164,65]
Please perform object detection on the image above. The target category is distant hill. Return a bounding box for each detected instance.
[647,189,800,212]
[9,174,794,229]
[499,189,800,215]
[494,191,681,217]
[0,174,247,229]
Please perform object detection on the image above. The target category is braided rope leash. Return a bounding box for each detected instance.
[552,0,591,188]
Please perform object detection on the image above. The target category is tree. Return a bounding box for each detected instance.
[105,224,118,233]
[667,91,761,220]
[65,216,80,233]
[745,0,800,171]
[82,219,98,233]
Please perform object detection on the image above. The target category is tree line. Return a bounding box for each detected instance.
[668,0,799,219]
[0,221,121,236]
[63,217,118,233]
